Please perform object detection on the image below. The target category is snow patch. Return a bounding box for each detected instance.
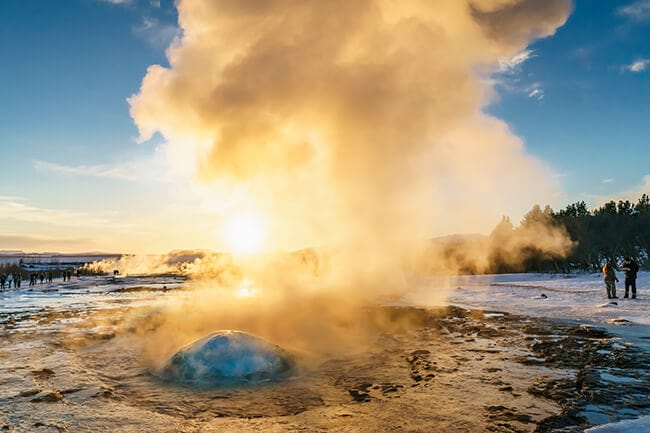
[584,415,650,432]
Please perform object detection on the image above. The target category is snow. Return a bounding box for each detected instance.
[584,415,650,432]
[405,271,650,328]
[0,275,186,317]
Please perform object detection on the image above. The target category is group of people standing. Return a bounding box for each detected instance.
[602,257,639,299]
[0,272,22,290]
[1,269,79,291]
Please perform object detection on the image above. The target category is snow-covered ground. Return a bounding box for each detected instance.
[405,271,650,327]
[0,275,186,318]
[585,415,650,433]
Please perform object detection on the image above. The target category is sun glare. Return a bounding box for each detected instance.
[223,213,266,254]
[236,279,257,298]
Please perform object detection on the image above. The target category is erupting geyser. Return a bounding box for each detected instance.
[159,331,295,386]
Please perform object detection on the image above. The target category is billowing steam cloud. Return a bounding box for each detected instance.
[130,0,572,251]
[125,0,574,359]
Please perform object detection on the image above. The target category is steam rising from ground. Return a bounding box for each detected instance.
[125,0,574,360]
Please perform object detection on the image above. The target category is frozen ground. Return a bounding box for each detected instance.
[403,271,650,432]
[406,271,650,326]
[0,272,649,432]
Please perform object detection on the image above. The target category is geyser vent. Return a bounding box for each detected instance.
[159,330,295,386]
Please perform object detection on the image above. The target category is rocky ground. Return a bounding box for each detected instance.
[1,302,650,432]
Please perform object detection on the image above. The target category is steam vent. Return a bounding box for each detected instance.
[160,330,295,386]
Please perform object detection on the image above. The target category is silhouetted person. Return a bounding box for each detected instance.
[76,268,81,278]
[47,271,53,284]
[39,273,45,284]
[0,274,6,291]
[621,257,639,299]
[602,261,619,299]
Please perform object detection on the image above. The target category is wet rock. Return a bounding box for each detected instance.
[31,368,55,378]
[380,384,403,393]
[348,389,370,402]
[576,367,600,396]
[19,389,42,397]
[570,325,608,339]
[59,387,83,395]
[485,405,533,423]
[30,390,64,403]
[33,421,67,432]
[536,408,587,433]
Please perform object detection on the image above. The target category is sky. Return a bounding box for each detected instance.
[0,0,649,253]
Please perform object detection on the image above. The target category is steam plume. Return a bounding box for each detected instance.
[125,0,574,358]
[130,0,571,254]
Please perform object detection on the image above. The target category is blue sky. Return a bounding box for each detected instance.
[0,0,649,252]
[489,0,650,201]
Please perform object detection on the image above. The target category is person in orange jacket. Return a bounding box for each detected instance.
[602,260,619,299]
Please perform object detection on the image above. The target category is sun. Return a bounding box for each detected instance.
[223,213,267,255]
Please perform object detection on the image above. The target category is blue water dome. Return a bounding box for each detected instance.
[159,330,295,386]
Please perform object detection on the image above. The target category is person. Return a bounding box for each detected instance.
[602,260,619,299]
[621,257,639,299]
[0,274,6,291]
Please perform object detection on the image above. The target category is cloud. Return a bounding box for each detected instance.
[625,58,650,72]
[499,49,536,73]
[590,174,650,206]
[97,0,132,5]
[0,235,95,253]
[602,178,615,184]
[33,154,169,183]
[0,197,115,229]
[617,0,650,22]
[494,51,547,102]
[133,16,180,50]
[527,82,545,100]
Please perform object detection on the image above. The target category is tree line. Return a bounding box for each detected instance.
[494,193,650,273]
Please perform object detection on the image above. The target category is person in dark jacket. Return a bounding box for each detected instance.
[621,257,639,299]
